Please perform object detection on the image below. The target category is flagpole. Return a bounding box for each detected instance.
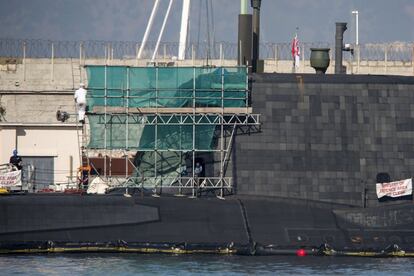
[296,27,299,70]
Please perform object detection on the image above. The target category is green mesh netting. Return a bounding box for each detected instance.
[86,66,247,108]
[87,113,216,186]
[87,114,216,151]
[87,115,145,149]
[85,66,247,185]
[131,151,187,186]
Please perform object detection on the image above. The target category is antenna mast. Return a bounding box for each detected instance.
[178,0,191,60]
[138,0,161,59]
[152,0,174,61]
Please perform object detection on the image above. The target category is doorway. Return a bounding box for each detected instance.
[22,156,54,191]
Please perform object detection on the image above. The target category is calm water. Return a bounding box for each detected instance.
[1,254,413,275]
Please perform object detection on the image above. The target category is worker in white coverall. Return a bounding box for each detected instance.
[74,83,87,123]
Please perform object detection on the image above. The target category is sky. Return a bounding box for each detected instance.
[0,0,413,44]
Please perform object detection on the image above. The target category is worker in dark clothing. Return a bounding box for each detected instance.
[9,149,22,170]
[194,162,203,196]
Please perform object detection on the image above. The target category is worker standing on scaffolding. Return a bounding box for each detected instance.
[9,149,22,170]
[194,162,203,196]
[74,83,87,123]
[78,165,90,190]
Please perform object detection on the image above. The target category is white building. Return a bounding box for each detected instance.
[0,58,81,189]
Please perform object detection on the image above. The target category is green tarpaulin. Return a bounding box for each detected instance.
[86,66,247,109]
[85,66,247,185]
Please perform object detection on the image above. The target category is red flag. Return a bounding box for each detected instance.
[291,35,300,58]
[291,35,300,68]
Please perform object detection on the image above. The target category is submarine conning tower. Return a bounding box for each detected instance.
[234,3,414,208]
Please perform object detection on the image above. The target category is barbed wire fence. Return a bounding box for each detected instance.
[0,38,413,62]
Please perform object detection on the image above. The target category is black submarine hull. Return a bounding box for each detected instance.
[1,194,414,256]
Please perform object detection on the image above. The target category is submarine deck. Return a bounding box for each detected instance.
[0,193,413,256]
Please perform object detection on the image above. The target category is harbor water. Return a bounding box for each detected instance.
[1,254,414,275]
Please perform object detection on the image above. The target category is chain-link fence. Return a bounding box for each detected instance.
[0,38,413,62]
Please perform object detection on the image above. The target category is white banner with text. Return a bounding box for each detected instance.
[0,170,22,187]
[376,178,412,198]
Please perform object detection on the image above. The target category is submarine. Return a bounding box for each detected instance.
[1,0,414,257]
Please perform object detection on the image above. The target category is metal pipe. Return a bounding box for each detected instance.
[237,14,252,67]
[251,0,262,72]
[241,0,248,14]
[335,22,347,74]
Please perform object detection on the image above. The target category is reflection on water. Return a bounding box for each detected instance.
[1,254,414,275]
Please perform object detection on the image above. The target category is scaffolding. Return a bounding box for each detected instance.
[81,65,260,196]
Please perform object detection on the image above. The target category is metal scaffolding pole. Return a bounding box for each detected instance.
[126,67,130,180]
[192,66,196,197]
[178,123,183,196]
[245,66,249,111]
[94,113,260,126]
[84,65,260,195]
[154,67,159,194]
[104,65,107,180]
[220,67,225,197]
[223,122,237,176]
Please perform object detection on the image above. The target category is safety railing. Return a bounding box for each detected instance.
[0,163,16,174]
[1,38,413,62]
[112,176,232,190]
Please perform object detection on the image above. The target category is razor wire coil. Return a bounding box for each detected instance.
[0,38,413,62]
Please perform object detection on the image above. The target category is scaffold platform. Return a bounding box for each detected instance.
[79,65,260,197]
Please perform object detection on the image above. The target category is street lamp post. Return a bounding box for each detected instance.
[352,10,359,73]
[352,10,359,45]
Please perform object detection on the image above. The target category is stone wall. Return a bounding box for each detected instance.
[1,58,412,122]
[234,74,414,207]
